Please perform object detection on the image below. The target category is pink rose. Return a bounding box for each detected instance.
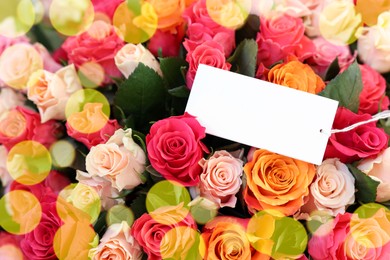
[61,20,125,85]
[146,113,208,186]
[324,107,388,163]
[131,204,197,260]
[0,35,29,56]
[308,37,352,77]
[358,147,390,202]
[0,106,61,150]
[0,232,25,260]
[147,28,183,57]
[184,40,231,89]
[33,43,62,73]
[66,118,120,149]
[90,221,142,260]
[358,64,389,115]
[197,150,243,208]
[256,14,315,67]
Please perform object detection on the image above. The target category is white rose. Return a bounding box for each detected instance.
[0,88,25,116]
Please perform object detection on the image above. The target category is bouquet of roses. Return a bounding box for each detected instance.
[1,0,390,259]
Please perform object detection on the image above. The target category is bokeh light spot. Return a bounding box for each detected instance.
[50,140,76,168]
[0,0,35,38]
[49,0,94,36]
[306,210,334,236]
[6,140,52,185]
[160,227,203,259]
[356,0,390,26]
[188,197,218,225]
[0,190,42,234]
[206,0,251,30]
[78,62,105,88]
[106,204,135,227]
[113,1,158,43]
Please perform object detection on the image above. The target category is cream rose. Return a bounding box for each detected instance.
[27,64,82,123]
[76,170,123,210]
[85,128,146,191]
[89,221,143,260]
[310,158,355,216]
[197,150,243,208]
[357,11,390,73]
[114,43,162,78]
[0,145,12,186]
[0,43,43,90]
[0,88,25,116]
[318,0,362,45]
[358,147,390,202]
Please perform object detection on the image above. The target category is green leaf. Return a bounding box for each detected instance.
[235,14,260,43]
[318,61,363,113]
[159,57,188,89]
[347,164,380,203]
[168,85,190,98]
[324,57,340,82]
[228,39,258,77]
[114,63,167,130]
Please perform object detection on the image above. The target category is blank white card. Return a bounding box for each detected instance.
[185,64,339,165]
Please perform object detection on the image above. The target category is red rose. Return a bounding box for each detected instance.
[148,27,185,58]
[61,20,125,85]
[66,119,120,149]
[324,107,388,163]
[131,206,197,260]
[256,14,315,67]
[0,106,60,151]
[184,40,231,89]
[359,64,389,114]
[146,113,208,186]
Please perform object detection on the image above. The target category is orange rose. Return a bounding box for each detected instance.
[268,58,325,94]
[244,149,315,216]
[146,0,185,33]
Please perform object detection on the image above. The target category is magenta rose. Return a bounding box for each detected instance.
[146,113,208,186]
[66,119,120,149]
[324,107,388,163]
[61,20,125,85]
[359,64,389,115]
[184,40,231,89]
[256,14,315,67]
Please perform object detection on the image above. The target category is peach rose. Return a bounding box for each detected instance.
[304,158,355,216]
[146,0,185,33]
[0,88,25,116]
[0,43,43,90]
[76,170,123,210]
[67,103,110,134]
[357,11,390,73]
[89,221,143,260]
[27,65,82,123]
[244,149,315,216]
[358,147,390,202]
[85,128,146,191]
[197,150,243,208]
[114,43,162,78]
[267,58,325,94]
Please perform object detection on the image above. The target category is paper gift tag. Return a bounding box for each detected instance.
[185,64,339,165]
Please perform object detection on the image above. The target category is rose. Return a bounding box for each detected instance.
[324,107,388,163]
[302,0,331,37]
[91,0,124,20]
[147,28,184,57]
[131,204,197,260]
[86,128,146,191]
[0,145,12,186]
[27,65,82,123]
[183,0,224,32]
[358,147,390,202]
[0,35,29,56]
[146,112,208,186]
[0,106,60,150]
[76,170,122,210]
[89,221,143,260]
[358,64,389,115]
[0,232,25,260]
[302,158,355,217]
[244,149,315,216]
[184,40,231,88]
[33,43,62,73]
[66,103,120,149]
[256,14,315,67]
[197,150,243,208]
[61,20,125,85]
[0,88,25,117]
[357,12,390,73]
[308,36,352,77]
[146,0,186,33]
[267,57,325,94]
[114,43,162,78]
[308,213,351,260]
[0,43,43,90]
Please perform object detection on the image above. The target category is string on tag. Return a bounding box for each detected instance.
[321,110,390,135]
